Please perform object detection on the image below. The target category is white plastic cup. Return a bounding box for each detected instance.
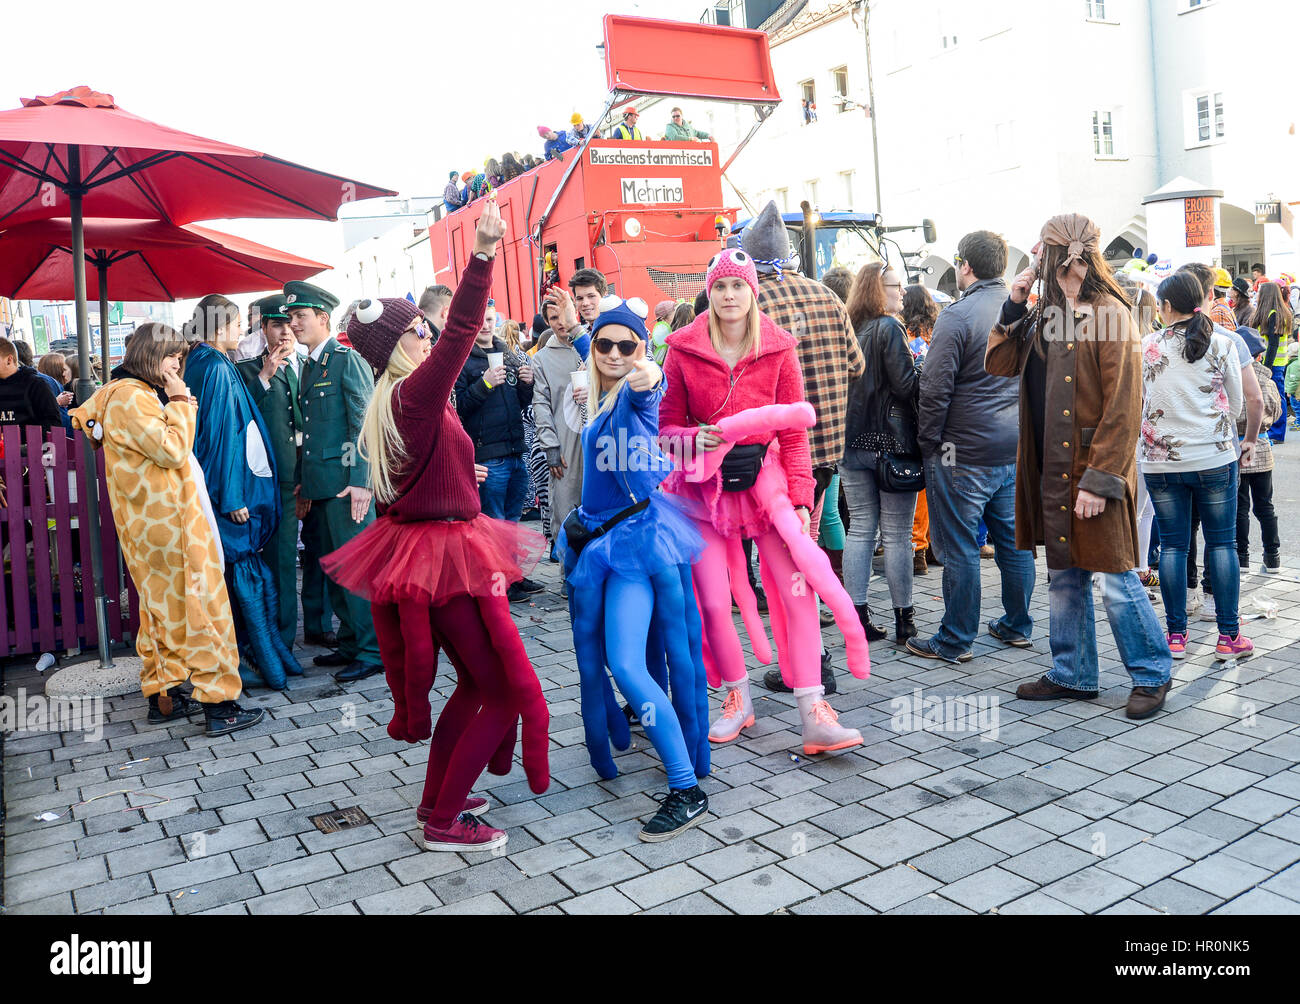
[486,351,504,370]
[35,653,56,674]
[571,370,588,389]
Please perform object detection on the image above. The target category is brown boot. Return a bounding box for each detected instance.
[1126,681,1171,720]
[925,546,942,567]
[913,550,928,576]
[1015,675,1099,701]
[826,548,844,585]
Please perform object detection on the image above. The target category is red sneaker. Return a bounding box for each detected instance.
[1166,633,1187,659]
[417,797,489,823]
[422,812,507,852]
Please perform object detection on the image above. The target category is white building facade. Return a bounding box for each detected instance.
[701,0,1299,292]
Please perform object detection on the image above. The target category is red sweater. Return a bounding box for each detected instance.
[659,312,815,510]
[381,255,493,522]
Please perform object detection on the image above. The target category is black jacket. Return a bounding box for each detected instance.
[454,338,534,461]
[917,277,1020,466]
[0,365,62,428]
[845,315,920,456]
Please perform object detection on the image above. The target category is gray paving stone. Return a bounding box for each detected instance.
[427,892,514,915]
[1213,788,1297,824]
[6,857,108,904]
[1210,888,1300,914]
[1221,832,1300,871]
[1062,819,1150,857]
[1262,863,1300,903]
[560,886,640,915]
[843,862,940,911]
[910,837,1008,883]
[1184,808,1262,842]
[839,817,949,868]
[1040,865,1142,914]
[999,891,1084,915]
[1095,842,1193,885]
[497,873,574,912]
[355,883,441,915]
[707,864,819,915]
[552,850,647,895]
[307,864,399,908]
[776,843,877,891]
[172,873,261,916]
[939,866,1038,913]
[1173,853,1272,899]
[1001,841,1097,884]
[908,794,1013,838]
[617,862,713,908]
[246,887,319,914]
[255,852,344,893]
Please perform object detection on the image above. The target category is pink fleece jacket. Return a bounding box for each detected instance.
[658,312,815,510]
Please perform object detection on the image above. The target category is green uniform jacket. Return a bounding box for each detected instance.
[298,337,373,500]
[236,354,302,486]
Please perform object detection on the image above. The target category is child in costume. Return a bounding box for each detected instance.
[320,202,550,853]
[660,249,871,756]
[559,295,711,842]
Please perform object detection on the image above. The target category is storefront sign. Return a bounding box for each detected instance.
[1255,200,1282,225]
[1184,196,1216,248]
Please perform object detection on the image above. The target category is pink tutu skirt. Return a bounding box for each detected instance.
[321,514,546,606]
[662,451,789,540]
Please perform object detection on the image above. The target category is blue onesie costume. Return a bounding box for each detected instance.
[560,349,710,789]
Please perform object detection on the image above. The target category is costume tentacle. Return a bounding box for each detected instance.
[651,564,710,777]
[726,536,773,665]
[572,589,621,779]
[229,558,287,690]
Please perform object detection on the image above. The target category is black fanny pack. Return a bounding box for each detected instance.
[563,497,650,557]
[718,442,768,493]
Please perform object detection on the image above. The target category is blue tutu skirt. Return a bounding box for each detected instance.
[561,491,704,591]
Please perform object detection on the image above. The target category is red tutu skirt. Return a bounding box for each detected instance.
[320,514,547,606]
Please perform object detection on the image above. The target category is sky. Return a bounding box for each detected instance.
[2,0,709,284]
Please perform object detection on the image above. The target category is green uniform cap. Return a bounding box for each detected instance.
[282,280,340,314]
[252,293,290,322]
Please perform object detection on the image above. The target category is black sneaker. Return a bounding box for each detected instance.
[516,577,545,594]
[507,583,529,602]
[638,786,709,842]
[623,704,640,729]
[203,701,265,737]
[147,690,200,723]
[762,652,836,695]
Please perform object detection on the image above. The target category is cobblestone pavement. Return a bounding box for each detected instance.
[4,525,1300,916]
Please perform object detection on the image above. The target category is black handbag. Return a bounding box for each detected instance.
[718,442,768,493]
[562,497,651,557]
[876,451,925,493]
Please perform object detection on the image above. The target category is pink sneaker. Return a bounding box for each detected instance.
[1215,633,1254,661]
[422,812,507,852]
[1166,633,1187,659]
[417,797,489,824]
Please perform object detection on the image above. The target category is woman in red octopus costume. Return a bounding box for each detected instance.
[322,201,549,852]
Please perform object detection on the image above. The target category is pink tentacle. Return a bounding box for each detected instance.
[693,581,722,688]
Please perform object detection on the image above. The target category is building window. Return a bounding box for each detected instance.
[805,179,819,208]
[800,79,817,124]
[840,170,855,207]
[1085,0,1106,18]
[832,66,849,112]
[1195,92,1224,142]
[776,187,789,213]
[1092,110,1114,155]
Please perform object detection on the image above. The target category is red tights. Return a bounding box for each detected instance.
[371,592,550,829]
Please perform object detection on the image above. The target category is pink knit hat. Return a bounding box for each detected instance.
[705,248,759,301]
[536,125,551,137]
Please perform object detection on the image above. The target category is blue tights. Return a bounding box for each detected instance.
[572,567,706,789]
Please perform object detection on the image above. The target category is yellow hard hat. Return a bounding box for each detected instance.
[571,112,583,126]
[1213,266,1232,289]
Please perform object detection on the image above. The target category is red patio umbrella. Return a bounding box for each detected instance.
[0,85,391,669]
[0,217,330,372]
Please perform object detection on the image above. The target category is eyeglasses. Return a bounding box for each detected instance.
[594,337,640,356]
[672,114,682,119]
[883,283,902,289]
[952,254,964,269]
[404,319,431,340]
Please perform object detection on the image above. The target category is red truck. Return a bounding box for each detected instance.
[426,14,781,320]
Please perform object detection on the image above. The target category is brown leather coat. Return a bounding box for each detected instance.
[985,292,1142,573]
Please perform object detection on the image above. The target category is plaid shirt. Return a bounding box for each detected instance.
[1210,300,1236,331]
[758,272,865,466]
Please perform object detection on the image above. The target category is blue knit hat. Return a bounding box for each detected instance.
[590,295,650,342]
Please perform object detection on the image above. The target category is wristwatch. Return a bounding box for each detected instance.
[472,250,494,262]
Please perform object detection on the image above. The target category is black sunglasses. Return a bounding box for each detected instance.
[594,337,640,357]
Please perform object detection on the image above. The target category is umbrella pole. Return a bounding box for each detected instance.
[97,260,110,382]
[68,149,114,670]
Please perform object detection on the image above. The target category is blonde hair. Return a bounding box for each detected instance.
[358,342,419,504]
[500,319,523,355]
[708,299,762,360]
[587,329,644,423]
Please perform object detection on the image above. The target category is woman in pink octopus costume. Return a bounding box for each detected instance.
[659,248,870,755]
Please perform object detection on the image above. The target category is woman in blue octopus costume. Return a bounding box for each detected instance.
[183,294,302,691]
[559,295,711,842]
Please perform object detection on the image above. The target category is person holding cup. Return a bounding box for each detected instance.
[454,299,543,601]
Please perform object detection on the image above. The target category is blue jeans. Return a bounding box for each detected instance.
[479,454,529,521]
[1269,366,1287,441]
[924,459,1035,658]
[840,457,917,609]
[1046,568,1171,691]
[1144,462,1241,636]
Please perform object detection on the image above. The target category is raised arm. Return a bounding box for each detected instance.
[399,202,506,417]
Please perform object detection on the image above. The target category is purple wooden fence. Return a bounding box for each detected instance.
[0,423,140,659]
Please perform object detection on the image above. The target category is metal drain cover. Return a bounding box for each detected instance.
[309,806,371,834]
